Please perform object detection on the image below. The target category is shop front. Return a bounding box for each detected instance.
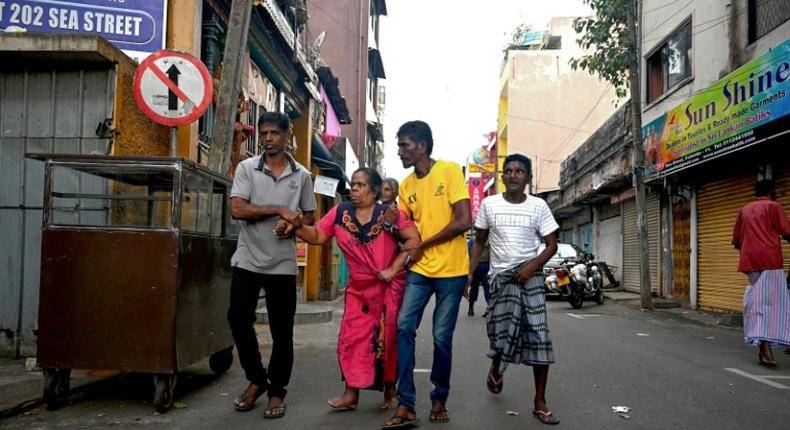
[643,38,790,312]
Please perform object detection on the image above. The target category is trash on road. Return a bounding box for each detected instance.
[173,402,188,409]
[636,333,650,337]
[505,410,520,416]
[619,414,631,420]
[706,336,715,340]
[612,406,631,413]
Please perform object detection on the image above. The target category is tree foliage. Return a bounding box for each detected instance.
[569,0,632,98]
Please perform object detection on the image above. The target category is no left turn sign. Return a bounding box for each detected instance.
[133,50,213,127]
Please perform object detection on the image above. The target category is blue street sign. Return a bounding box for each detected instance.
[0,0,167,58]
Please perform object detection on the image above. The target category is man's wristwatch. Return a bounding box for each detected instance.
[382,220,397,234]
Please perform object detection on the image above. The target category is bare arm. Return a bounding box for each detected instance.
[406,199,472,258]
[230,197,289,221]
[515,231,558,283]
[379,226,421,282]
[292,224,330,245]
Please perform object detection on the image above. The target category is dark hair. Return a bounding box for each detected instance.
[755,179,775,197]
[503,153,532,176]
[257,111,291,132]
[353,167,383,200]
[383,177,399,196]
[396,120,434,155]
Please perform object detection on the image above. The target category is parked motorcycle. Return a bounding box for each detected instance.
[544,252,604,309]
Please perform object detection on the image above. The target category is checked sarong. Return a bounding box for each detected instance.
[485,264,554,374]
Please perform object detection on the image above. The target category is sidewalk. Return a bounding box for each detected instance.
[0,300,338,420]
[604,290,744,328]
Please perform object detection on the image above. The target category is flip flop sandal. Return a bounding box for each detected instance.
[263,402,287,419]
[234,386,265,412]
[380,413,420,429]
[487,367,503,394]
[758,352,777,367]
[327,399,358,411]
[429,404,450,423]
[533,409,560,425]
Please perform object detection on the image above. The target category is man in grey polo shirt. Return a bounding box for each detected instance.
[228,111,316,419]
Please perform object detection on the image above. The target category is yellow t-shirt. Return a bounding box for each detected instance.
[399,160,470,278]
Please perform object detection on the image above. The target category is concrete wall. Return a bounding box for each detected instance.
[503,17,622,193]
[308,0,369,161]
[641,0,790,124]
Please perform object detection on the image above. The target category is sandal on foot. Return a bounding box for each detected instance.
[234,384,265,412]
[429,403,449,423]
[533,409,560,425]
[263,401,286,419]
[486,367,503,394]
[327,399,357,411]
[758,352,777,367]
[381,413,419,429]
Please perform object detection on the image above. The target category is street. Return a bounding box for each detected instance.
[2,297,789,429]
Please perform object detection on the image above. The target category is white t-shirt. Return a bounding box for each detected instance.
[474,193,559,271]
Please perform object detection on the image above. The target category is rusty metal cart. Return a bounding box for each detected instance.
[30,154,238,412]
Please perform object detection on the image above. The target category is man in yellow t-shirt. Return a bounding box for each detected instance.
[382,120,472,429]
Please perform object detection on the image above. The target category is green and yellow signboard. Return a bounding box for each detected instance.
[643,38,790,178]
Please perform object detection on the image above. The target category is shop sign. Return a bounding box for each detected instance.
[0,0,167,60]
[468,177,485,221]
[468,163,495,174]
[643,37,790,179]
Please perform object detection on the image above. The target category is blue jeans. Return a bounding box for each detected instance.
[396,271,466,413]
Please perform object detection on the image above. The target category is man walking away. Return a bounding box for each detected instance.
[382,120,472,428]
[465,231,492,316]
[732,179,790,367]
[470,153,561,425]
[228,111,316,418]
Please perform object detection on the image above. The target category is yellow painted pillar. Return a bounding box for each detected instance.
[291,102,321,302]
[166,0,202,160]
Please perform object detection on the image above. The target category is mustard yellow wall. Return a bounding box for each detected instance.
[166,0,202,160]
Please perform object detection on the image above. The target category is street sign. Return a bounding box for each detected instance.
[133,50,212,127]
[0,0,168,60]
[468,163,495,173]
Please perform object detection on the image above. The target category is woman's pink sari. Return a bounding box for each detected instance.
[316,202,413,389]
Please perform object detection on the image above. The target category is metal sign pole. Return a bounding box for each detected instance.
[171,127,178,157]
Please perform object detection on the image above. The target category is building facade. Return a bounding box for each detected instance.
[497,17,622,194]
[0,0,356,356]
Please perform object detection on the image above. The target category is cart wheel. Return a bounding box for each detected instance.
[209,347,234,374]
[152,373,178,413]
[43,368,71,410]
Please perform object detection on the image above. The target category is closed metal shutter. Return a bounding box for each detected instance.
[622,191,660,293]
[775,163,790,272]
[697,174,753,312]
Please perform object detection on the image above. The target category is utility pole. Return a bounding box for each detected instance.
[208,0,253,175]
[627,0,654,309]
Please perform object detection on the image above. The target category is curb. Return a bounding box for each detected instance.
[256,303,334,325]
[0,373,114,419]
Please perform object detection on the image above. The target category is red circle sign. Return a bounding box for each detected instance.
[133,50,213,127]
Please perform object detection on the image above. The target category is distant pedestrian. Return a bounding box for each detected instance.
[469,153,561,425]
[382,120,473,428]
[227,111,316,418]
[465,230,491,316]
[732,179,790,367]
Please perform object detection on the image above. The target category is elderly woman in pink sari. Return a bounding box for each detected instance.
[283,167,420,411]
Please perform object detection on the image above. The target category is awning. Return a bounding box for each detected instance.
[367,121,384,142]
[368,48,386,79]
[316,66,352,124]
[311,136,349,194]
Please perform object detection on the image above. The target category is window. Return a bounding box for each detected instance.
[646,20,692,103]
[749,0,790,43]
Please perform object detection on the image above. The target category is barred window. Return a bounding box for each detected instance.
[749,0,790,44]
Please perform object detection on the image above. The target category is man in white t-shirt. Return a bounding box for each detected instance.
[468,153,560,426]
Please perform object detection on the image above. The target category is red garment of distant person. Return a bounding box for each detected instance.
[732,197,790,273]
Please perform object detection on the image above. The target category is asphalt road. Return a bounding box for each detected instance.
[3,296,789,429]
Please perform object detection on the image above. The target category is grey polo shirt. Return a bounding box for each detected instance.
[230,154,316,275]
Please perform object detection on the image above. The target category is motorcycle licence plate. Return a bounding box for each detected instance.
[557,276,570,286]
